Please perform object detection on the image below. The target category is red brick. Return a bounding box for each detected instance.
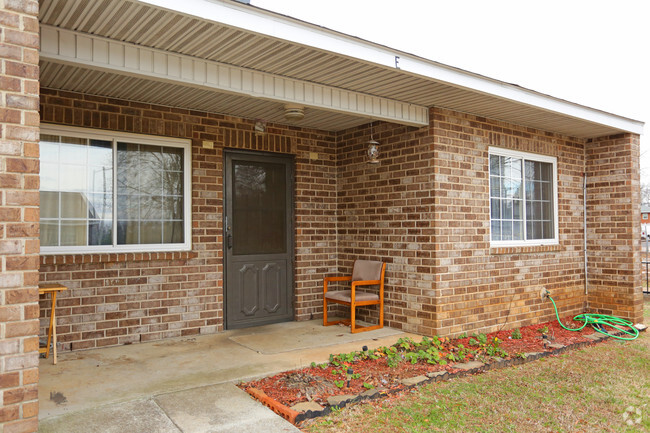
[0,372,20,388]
[23,368,39,385]
[5,320,39,338]
[0,173,21,188]
[0,208,22,222]
[0,10,20,28]
[4,418,39,433]
[0,406,19,423]
[22,402,38,418]
[5,288,38,304]
[4,0,39,15]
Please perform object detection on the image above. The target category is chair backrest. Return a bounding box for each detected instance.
[352,260,384,282]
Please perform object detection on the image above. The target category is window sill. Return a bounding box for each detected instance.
[490,244,563,255]
[40,250,198,265]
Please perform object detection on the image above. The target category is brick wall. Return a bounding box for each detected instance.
[39,89,337,350]
[334,121,435,332]
[586,133,643,322]
[330,109,592,337]
[1,1,40,432]
[38,91,642,350]
[429,108,589,337]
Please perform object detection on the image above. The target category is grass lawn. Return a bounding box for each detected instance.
[302,297,650,433]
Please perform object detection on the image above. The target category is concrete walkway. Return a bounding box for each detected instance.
[38,320,418,432]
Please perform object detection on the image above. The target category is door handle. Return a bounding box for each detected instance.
[227,233,233,249]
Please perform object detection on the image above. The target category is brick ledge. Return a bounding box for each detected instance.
[490,244,563,255]
[40,251,198,265]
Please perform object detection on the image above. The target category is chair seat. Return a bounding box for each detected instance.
[325,290,379,303]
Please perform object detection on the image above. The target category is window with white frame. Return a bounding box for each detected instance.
[39,125,191,254]
[489,147,558,245]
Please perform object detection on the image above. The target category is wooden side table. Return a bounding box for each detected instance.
[38,283,68,364]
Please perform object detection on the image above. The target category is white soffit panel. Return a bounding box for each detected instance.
[138,0,643,136]
[39,24,429,128]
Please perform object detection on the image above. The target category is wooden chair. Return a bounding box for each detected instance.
[323,260,386,333]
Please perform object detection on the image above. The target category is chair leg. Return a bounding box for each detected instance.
[323,296,328,326]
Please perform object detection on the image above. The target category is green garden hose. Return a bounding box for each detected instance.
[548,295,639,341]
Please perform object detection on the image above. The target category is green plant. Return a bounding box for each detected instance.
[334,380,345,388]
[538,325,549,335]
[363,382,374,389]
[511,328,522,339]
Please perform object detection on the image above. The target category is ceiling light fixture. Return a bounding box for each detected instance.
[284,104,305,121]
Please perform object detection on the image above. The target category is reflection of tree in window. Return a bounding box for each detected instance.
[39,136,113,247]
[117,143,183,245]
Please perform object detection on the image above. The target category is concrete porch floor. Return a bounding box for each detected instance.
[38,320,418,432]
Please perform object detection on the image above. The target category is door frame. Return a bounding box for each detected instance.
[223,149,295,329]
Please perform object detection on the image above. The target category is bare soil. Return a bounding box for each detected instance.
[241,317,597,407]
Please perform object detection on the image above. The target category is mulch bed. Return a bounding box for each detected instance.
[240,317,597,411]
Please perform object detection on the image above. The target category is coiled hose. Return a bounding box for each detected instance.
[548,295,639,341]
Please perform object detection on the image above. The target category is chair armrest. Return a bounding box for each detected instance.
[351,279,381,287]
[324,276,352,283]
[324,275,352,294]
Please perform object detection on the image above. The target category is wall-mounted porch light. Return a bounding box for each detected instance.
[367,121,380,164]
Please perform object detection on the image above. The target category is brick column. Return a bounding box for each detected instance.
[1,1,40,432]
[585,133,643,323]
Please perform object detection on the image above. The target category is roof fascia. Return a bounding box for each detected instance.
[139,0,644,136]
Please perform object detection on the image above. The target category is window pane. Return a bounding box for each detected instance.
[489,155,501,176]
[163,221,184,243]
[40,221,59,246]
[60,192,88,219]
[60,140,87,164]
[140,195,163,220]
[88,166,112,193]
[40,138,59,162]
[490,176,500,198]
[140,221,162,244]
[87,140,112,167]
[117,220,138,244]
[60,220,87,246]
[512,220,523,240]
[163,147,183,171]
[502,200,513,220]
[40,191,59,219]
[40,130,187,251]
[60,165,87,191]
[88,193,112,219]
[502,221,512,239]
[40,162,59,190]
[117,142,184,245]
[513,199,522,219]
[117,194,139,219]
[492,152,555,243]
[524,159,554,237]
[491,220,501,241]
[490,198,501,219]
[89,220,112,245]
[541,182,551,201]
[39,135,115,248]
[164,196,183,220]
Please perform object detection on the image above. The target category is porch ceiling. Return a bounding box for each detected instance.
[38,0,644,138]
